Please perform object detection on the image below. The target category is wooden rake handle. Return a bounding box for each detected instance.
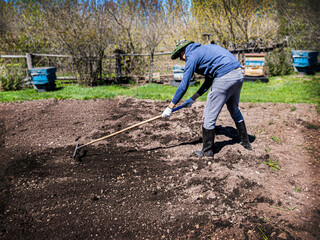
[86,114,162,146]
[85,105,183,147]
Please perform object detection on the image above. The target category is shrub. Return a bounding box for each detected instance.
[0,65,26,91]
[266,48,294,76]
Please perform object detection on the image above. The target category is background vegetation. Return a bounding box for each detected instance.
[1,0,318,53]
[0,0,319,89]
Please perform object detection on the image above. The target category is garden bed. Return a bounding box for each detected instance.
[0,97,319,239]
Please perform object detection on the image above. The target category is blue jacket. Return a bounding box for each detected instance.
[171,43,241,105]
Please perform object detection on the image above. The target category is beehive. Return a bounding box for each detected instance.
[292,50,318,68]
[30,67,57,92]
[244,53,266,77]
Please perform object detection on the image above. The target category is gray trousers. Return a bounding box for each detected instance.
[203,69,244,130]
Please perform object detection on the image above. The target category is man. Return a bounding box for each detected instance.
[162,39,252,157]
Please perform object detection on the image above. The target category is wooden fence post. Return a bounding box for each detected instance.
[26,53,33,70]
[114,49,123,83]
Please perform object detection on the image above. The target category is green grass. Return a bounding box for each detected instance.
[263,158,281,171]
[306,123,319,129]
[271,136,280,144]
[294,186,302,193]
[240,73,320,104]
[257,227,268,240]
[1,73,319,103]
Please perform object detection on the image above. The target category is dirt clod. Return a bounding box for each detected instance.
[278,232,287,239]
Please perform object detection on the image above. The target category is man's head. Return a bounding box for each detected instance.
[171,39,194,60]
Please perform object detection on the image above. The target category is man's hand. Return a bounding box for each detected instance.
[182,98,194,108]
[162,107,173,118]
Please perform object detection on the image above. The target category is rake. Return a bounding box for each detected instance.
[72,106,183,158]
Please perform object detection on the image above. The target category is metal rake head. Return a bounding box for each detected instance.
[73,142,86,158]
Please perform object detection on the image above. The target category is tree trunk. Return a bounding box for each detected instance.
[148,51,154,84]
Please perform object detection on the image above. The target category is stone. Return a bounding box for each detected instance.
[278,232,287,239]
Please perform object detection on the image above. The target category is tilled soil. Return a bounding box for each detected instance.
[0,97,319,240]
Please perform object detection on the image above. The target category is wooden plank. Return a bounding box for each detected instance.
[32,54,71,58]
[56,76,77,80]
[0,55,26,58]
[119,52,171,57]
[245,53,266,57]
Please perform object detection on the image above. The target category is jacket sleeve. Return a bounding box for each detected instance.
[196,75,213,96]
[171,58,197,105]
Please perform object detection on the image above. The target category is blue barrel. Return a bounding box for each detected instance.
[30,67,57,92]
[292,50,318,74]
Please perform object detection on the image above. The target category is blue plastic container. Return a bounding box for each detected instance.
[30,67,57,92]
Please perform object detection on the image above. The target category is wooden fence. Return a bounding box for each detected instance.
[0,53,77,82]
[229,42,287,64]
[0,41,287,84]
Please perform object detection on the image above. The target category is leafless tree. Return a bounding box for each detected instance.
[40,0,115,86]
[107,0,148,78]
[276,0,320,49]
[192,0,278,48]
[138,0,181,83]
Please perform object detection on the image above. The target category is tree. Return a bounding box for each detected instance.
[192,0,278,48]
[138,0,183,83]
[276,0,320,50]
[108,0,186,82]
[40,0,115,86]
[0,0,49,54]
[107,0,147,78]
[0,1,7,40]
[108,0,141,54]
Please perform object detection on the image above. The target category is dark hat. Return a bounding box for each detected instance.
[171,39,194,60]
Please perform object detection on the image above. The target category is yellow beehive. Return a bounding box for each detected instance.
[244,53,266,77]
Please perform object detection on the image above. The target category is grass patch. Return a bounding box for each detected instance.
[290,106,297,112]
[1,73,320,103]
[306,123,319,129]
[240,73,320,104]
[257,227,268,240]
[263,158,280,171]
[294,186,302,193]
[0,84,123,102]
[271,136,280,144]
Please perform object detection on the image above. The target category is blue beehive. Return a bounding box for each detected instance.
[30,67,57,92]
[171,65,196,87]
[292,50,318,74]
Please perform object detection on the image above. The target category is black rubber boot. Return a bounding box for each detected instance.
[194,127,215,157]
[235,121,252,150]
